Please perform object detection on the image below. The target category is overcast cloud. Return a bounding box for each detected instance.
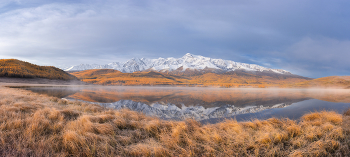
[0,0,349,77]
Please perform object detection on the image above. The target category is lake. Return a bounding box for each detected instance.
[17,86,350,123]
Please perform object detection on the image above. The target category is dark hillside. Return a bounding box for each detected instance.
[0,59,77,80]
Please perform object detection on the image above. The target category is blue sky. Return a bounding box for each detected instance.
[0,0,350,78]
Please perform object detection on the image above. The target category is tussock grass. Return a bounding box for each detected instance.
[0,86,349,156]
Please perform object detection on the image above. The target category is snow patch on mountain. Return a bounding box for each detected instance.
[65,53,291,74]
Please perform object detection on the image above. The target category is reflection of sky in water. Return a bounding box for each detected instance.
[17,86,350,123]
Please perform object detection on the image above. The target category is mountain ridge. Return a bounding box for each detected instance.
[65,53,292,75]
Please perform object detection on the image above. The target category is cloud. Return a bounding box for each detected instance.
[0,0,349,77]
[281,37,350,77]
[0,0,252,65]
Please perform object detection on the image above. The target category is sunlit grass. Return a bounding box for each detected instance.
[0,86,349,156]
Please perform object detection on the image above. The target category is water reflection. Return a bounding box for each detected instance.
[203,99,350,124]
[20,86,350,122]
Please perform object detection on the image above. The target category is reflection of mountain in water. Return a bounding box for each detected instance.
[19,86,350,120]
[80,99,293,121]
[64,87,313,108]
[18,86,350,122]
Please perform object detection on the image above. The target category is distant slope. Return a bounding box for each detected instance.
[71,69,310,87]
[0,59,77,80]
[72,69,189,85]
[189,70,311,87]
[292,76,350,88]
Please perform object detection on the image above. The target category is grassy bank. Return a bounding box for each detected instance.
[0,86,349,156]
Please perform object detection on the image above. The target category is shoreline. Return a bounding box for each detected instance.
[0,77,261,88]
[1,77,350,89]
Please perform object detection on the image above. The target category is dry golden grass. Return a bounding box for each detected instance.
[292,76,350,89]
[71,69,310,87]
[0,86,349,156]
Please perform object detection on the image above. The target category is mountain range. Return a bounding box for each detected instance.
[0,57,348,88]
[65,53,292,75]
[67,53,311,87]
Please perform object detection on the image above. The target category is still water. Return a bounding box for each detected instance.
[17,86,350,123]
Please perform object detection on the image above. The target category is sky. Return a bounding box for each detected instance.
[0,0,350,78]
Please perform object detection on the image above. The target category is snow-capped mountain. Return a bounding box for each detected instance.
[65,53,291,74]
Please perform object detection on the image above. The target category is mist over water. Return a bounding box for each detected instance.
[18,86,350,123]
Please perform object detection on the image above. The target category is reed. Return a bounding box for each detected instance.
[0,86,349,156]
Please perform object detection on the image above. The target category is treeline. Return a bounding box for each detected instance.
[0,59,77,80]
